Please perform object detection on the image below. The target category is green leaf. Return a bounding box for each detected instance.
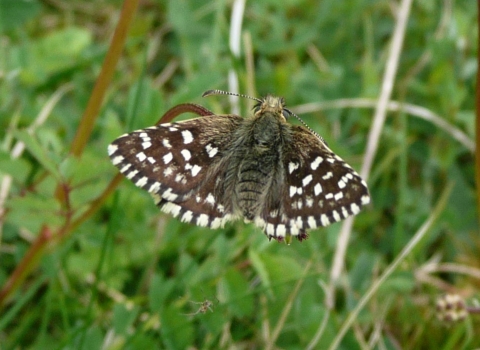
[148,274,175,313]
[250,250,304,287]
[114,303,140,335]
[18,27,92,85]
[0,150,32,184]
[7,195,61,234]
[219,267,254,318]
[160,304,194,350]
[13,129,61,179]
[0,0,41,32]
[349,252,377,291]
[249,248,273,296]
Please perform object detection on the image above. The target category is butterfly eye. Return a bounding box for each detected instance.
[282,109,291,119]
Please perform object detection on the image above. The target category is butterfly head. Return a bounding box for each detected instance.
[253,95,290,121]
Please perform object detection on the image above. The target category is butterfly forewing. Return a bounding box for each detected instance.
[108,114,243,218]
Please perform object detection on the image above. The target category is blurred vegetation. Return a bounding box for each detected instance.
[0,0,478,349]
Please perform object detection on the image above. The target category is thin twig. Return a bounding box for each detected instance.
[265,260,312,350]
[228,0,246,115]
[293,98,474,152]
[69,0,140,157]
[306,307,330,350]
[243,31,256,111]
[420,262,480,281]
[475,0,480,222]
[152,59,179,89]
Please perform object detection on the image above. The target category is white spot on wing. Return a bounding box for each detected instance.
[108,144,118,155]
[136,152,146,162]
[276,224,286,237]
[135,176,148,188]
[162,139,172,148]
[149,182,161,193]
[306,197,314,207]
[311,156,323,170]
[120,164,131,173]
[206,144,218,158]
[322,172,333,180]
[296,216,304,228]
[181,210,193,223]
[288,162,299,174]
[289,186,297,197]
[191,164,202,177]
[112,155,124,165]
[308,216,317,229]
[181,130,194,144]
[351,203,360,214]
[290,225,299,236]
[163,152,173,164]
[162,202,181,217]
[197,214,209,227]
[205,193,215,205]
[254,217,266,228]
[126,170,138,179]
[210,218,223,229]
[181,149,191,161]
[210,218,222,229]
[361,195,370,205]
[162,188,178,201]
[288,186,302,196]
[314,183,323,195]
[334,192,343,200]
[266,223,274,236]
[175,173,185,183]
[320,214,330,226]
[302,174,313,187]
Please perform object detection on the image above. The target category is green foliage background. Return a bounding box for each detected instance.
[0,0,478,349]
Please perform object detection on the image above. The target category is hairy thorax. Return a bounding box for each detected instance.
[234,112,283,220]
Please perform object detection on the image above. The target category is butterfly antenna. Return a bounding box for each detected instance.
[284,108,326,143]
[202,89,263,103]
